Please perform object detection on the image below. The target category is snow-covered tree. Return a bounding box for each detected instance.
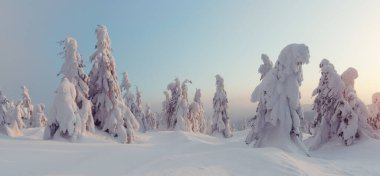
[0,91,23,137]
[368,92,380,129]
[144,104,157,131]
[188,89,207,133]
[88,25,138,143]
[121,72,135,109]
[44,78,82,141]
[159,91,170,130]
[132,87,146,132]
[211,74,232,138]
[161,78,191,131]
[30,104,47,128]
[307,59,345,149]
[308,66,378,149]
[245,44,310,155]
[0,90,8,123]
[340,67,378,141]
[258,54,273,80]
[58,37,95,134]
[20,86,33,127]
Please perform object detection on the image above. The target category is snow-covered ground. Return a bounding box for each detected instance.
[0,128,379,176]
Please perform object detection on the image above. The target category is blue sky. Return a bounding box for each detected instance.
[1,0,380,119]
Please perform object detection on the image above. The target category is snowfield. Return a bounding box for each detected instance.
[0,129,379,176]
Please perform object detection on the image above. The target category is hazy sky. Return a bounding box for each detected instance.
[1,0,380,119]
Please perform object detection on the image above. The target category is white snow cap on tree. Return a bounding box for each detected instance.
[211,74,232,138]
[88,25,138,143]
[59,37,95,134]
[246,44,310,155]
[258,54,273,80]
[44,78,82,141]
[188,89,207,133]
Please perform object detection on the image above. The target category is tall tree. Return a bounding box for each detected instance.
[211,74,232,138]
[58,37,95,134]
[245,44,310,155]
[88,25,138,143]
[307,59,345,149]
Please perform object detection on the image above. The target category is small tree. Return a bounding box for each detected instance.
[121,72,134,110]
[245,44,310,155]
[20,86,33,127]
[0,90,9,124]
[88,25,138,143]
[211,74,232,138]
[368,93,380,129]
[133,87,146,132]
[30,104,47,128]
[44,78,82,141]
[159,91,170,130]
[0,91,23,137]
[188,89,207,133]
[144,104,157,131]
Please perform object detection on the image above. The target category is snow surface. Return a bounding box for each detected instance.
[1,128,380,176]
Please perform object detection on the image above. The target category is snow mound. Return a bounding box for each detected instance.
[1,129,380,176]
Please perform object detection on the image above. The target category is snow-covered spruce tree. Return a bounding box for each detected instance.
[188,89,207,133]
[30,104,47,128]
[245,44,310,155]
[58,37,95,134]
[144,104,157,131]
[44,78,82,141]
[338,67,379,142]
[159,91,171,130]
[368,93,380,130]
[211,74,232,138]
[161,78,191,131]
[133,87,147,132]
[88,25,138,143]
[20,86,33,127]
[307,59,345,149]
[244,54,274,135]
[0,90,8,124]
[121,72,135,110]
[0,91,23,136]
[258,54,273,80]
